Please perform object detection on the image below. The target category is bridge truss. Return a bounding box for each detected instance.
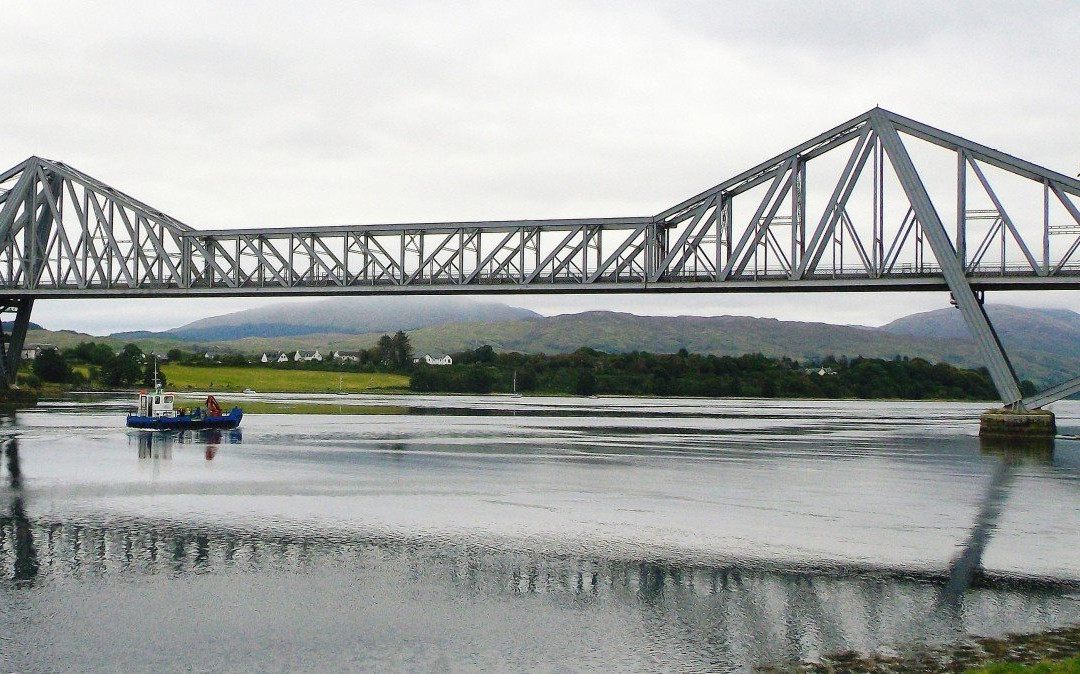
[2,108,1080,407]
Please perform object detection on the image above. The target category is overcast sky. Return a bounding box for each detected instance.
[2,1,1078,334]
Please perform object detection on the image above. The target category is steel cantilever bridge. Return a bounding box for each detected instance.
[3,107,1080,408]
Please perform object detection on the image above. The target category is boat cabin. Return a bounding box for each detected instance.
[137,389,177,418]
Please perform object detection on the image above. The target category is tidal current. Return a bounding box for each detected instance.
[2,394,1080,671]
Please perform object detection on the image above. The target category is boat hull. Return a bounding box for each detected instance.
[126,408,243,431]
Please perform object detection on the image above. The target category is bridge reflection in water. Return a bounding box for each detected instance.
[2,436,1077,668]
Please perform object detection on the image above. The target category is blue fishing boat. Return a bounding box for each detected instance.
[126,366,242,431]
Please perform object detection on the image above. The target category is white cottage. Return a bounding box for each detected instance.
[422,353,452,366]
[20,344,56,361]
[294,349,323,362]
[261,352,290,364]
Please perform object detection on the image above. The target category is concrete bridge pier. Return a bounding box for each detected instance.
[979,407,1056,448]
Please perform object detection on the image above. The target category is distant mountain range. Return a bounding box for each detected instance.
[1,321,43,332]
[19,297,1080,390]
[113,296,539,342]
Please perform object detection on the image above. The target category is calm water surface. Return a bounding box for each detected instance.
[3,394,1080,672]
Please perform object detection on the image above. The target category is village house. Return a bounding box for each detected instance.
[293,349,323,362]
[261,352,290,364]
[20,344,56,361]
[333,350,362,363]
[413,353,453,366]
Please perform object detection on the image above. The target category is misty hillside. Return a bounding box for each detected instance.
[881,305,1080,361]
[145,296,540,341]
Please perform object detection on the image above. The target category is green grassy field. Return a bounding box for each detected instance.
[161,364,409,393]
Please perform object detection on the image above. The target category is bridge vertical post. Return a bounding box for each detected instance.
[871,111,1024,407]
[1043,180,1051,275]
[22,168,63,289]
[717,197,731,281]
[0,298,34,388]
[791,161,805,274]
[956,150,967,269]
[872,138,883,275]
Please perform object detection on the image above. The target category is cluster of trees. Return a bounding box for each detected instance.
[410,346,1028,401]
[26,342,164,389]
[374,331,413,369]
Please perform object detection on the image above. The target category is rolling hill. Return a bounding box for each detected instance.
[20,301,1080,390]
[117,295,540,342]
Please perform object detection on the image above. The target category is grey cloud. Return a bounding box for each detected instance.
[5,0,1080,331]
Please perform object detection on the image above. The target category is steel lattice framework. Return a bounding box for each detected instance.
[2,107,1080,406]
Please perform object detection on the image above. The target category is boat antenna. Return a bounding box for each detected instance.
[153,356,160,391]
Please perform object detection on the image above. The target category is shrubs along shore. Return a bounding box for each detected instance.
[18,336,1023,402]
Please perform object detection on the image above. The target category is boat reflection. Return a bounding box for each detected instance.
[131,428,243,461]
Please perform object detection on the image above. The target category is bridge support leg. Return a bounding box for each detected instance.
[872,111,1025,408]
[0,298,34,388]
[869,111,1056,438]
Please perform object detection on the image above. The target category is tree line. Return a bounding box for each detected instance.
[409,346,1031,401]
[25,342,165,389]
[22,334,1032,402]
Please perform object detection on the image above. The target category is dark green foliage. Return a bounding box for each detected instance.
[142,359,168,388]
[574,368,597,396]
[408,345,1000,401]
[63,341,116,366]
[410,363,495,393]
[377,335,394,367]
[391,331,413,370]
[99,343,144,388]
[32,349,73,383]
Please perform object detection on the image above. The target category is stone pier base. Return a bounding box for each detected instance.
[979,407,1056,439]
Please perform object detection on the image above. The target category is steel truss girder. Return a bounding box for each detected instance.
[3,110,1080,403]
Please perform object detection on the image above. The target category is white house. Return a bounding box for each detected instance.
[20,344,56,361]
[334,350,362,363]
[294,349,323,362]
[419,353,452,366]
[261,352,290,364]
